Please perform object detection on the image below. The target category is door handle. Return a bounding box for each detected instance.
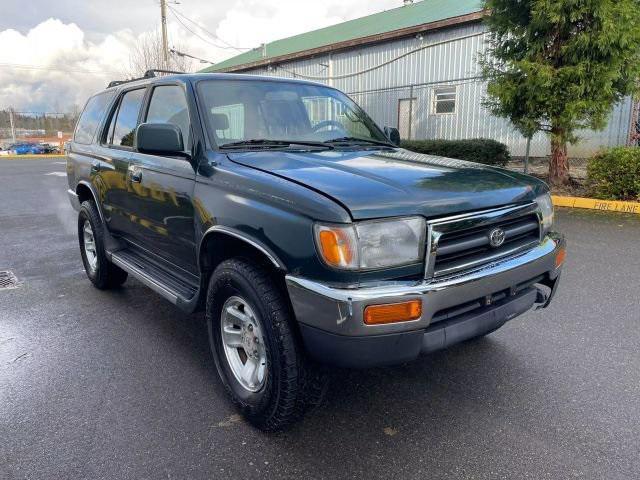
[128,166,142,183]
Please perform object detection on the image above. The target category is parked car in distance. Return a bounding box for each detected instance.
[66,71,565,431]
[42,144,61,154]
[9,142,46,155]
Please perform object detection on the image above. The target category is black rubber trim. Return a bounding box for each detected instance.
[299,288,538,369]
[299,325,424,369]
[421,288,537,354]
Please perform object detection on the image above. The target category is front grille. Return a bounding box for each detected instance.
[428,205,541,278]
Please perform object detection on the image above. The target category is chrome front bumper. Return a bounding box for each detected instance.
[286,233,565,338]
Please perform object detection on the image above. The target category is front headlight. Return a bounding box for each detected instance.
[314,216,426,270]
[536,192,554,235]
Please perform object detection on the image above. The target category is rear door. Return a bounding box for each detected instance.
[93,87,147,235]
[125,83,198,273]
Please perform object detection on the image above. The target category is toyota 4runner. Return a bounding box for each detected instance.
[66,71,565,431]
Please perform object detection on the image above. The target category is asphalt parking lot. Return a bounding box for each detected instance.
[1,157,640,479]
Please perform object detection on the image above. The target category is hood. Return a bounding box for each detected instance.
[227,148,547,220]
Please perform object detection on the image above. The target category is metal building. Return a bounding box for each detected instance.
[204,0,637,158]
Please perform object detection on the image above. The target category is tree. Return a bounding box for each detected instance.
[126,29,193,78]
[480,0,640,185]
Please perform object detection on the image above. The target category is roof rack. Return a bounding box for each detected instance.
[144,69,185,77]
[107,69,186,88]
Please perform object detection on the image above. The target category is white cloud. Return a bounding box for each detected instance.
[0,0,400,112]
[0,19,134,112]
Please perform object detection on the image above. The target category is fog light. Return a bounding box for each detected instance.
[364,300,422,325]
[555,247,566,268]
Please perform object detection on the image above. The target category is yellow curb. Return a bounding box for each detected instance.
[552,195,640,215]
[0,154,66,159]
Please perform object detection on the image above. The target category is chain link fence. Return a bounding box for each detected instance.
[346,79,640,180]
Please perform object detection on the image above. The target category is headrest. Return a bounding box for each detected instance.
[211,113,229,130]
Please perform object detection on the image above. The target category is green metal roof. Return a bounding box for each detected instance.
[203,0,483,72]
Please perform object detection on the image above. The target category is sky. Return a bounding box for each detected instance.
[0,0,400,113]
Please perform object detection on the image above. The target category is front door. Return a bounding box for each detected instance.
[125,84,198,274]
[398,98,416,140]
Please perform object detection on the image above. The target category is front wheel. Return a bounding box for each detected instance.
[206,257,327,432]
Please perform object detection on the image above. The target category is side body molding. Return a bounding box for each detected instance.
[199,225,287,271]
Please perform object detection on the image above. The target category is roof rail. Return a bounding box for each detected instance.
[143,69,185,77]
[107,69,186,88]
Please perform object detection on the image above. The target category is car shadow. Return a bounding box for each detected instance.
[117,279,539,431]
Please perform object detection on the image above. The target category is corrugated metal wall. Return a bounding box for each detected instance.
[240,23,633,158]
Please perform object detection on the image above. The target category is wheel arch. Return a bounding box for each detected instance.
[76,181,106,223]
[198,226,287,277]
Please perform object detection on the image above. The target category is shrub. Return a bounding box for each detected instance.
[587,147,640,201]
[400,138,511,167]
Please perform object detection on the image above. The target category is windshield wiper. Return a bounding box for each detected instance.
[219,139,334,150]
[324,136,395,147]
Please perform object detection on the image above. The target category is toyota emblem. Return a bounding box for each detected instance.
[488,228,506,248]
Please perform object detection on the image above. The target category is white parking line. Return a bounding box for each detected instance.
[45,172,67,177]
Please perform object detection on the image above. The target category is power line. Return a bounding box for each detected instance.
[170,48,215,64]
[168,8,232,50]
[168,6,252,51]
[0,62,117,75]
[278,32,486,80]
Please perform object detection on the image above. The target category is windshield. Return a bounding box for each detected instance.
[197,79,391,148]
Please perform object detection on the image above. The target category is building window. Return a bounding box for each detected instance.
[432,86,457,115]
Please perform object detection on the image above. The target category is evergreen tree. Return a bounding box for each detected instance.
[481,0,640,185]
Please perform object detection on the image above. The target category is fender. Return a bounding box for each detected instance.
[75,180,107,222]
[198,225,286,272]
[74,180,124,253]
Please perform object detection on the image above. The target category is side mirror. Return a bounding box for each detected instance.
[135,123,185,156]
[384,126,401,146]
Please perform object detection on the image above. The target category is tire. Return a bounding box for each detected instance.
[78,200,128,289]
[206,257,327,432]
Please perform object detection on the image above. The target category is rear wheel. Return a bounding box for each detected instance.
[206,257,327,432]
[78,200,128,289]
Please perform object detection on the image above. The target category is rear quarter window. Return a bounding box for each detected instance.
[74,91,116,145]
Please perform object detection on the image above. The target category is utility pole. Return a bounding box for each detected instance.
[160,0,170,69]
[9,108,16,144]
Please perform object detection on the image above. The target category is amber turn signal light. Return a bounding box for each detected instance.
[318,228,355,267]
[555,247,566,268]
[364,300,422,325]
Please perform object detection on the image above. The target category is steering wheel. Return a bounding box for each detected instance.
[312,120,347,134]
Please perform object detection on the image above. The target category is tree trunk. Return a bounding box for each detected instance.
[549,126,570,186]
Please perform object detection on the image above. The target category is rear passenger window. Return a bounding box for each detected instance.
[74,91,115,145]
[146,86,191,149]
[109,88,145,147]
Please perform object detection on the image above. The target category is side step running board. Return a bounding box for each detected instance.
[110,250,199,308]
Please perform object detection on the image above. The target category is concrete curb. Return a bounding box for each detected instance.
[553,195,640,215]
[0,154,66,159]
